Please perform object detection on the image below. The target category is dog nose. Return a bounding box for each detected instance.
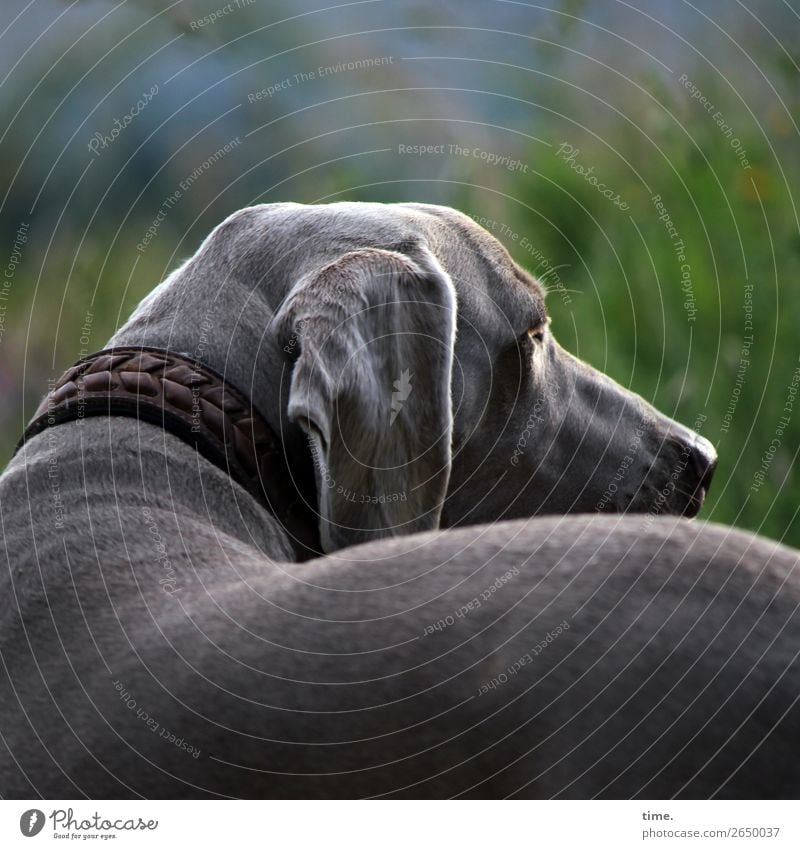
[680,433,717,517]
[650,422,718,519]
[693,434,717,487]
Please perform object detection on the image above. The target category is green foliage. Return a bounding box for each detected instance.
[504,108,800,544]
[1,2,797,546]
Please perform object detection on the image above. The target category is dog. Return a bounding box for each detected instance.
[0,202,797,798]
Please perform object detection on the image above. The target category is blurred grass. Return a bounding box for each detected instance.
[501,99,800,545]
[1,18,798,546]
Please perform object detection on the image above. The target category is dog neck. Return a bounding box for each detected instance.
[107,258,287,426]
[61,264,320,560]
[5,414,298,568]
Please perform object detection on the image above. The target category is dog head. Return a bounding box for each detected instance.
[247,202,715,553]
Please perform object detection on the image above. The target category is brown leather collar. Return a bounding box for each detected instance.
[16,346,320,559]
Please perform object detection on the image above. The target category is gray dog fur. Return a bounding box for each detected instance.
[0,202,797,798]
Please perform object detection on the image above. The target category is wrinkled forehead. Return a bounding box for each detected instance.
[400,203,547,336]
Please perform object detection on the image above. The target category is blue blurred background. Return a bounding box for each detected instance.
[1,0,798,543]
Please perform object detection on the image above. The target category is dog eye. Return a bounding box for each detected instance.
[527,322,547,343]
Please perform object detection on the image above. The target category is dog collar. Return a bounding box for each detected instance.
[16,346,320,559]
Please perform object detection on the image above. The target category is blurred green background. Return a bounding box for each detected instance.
[1,0,798,543]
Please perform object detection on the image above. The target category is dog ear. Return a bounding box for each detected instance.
[274,245,456,553]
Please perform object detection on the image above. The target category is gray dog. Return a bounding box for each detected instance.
[0,202,797,798]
